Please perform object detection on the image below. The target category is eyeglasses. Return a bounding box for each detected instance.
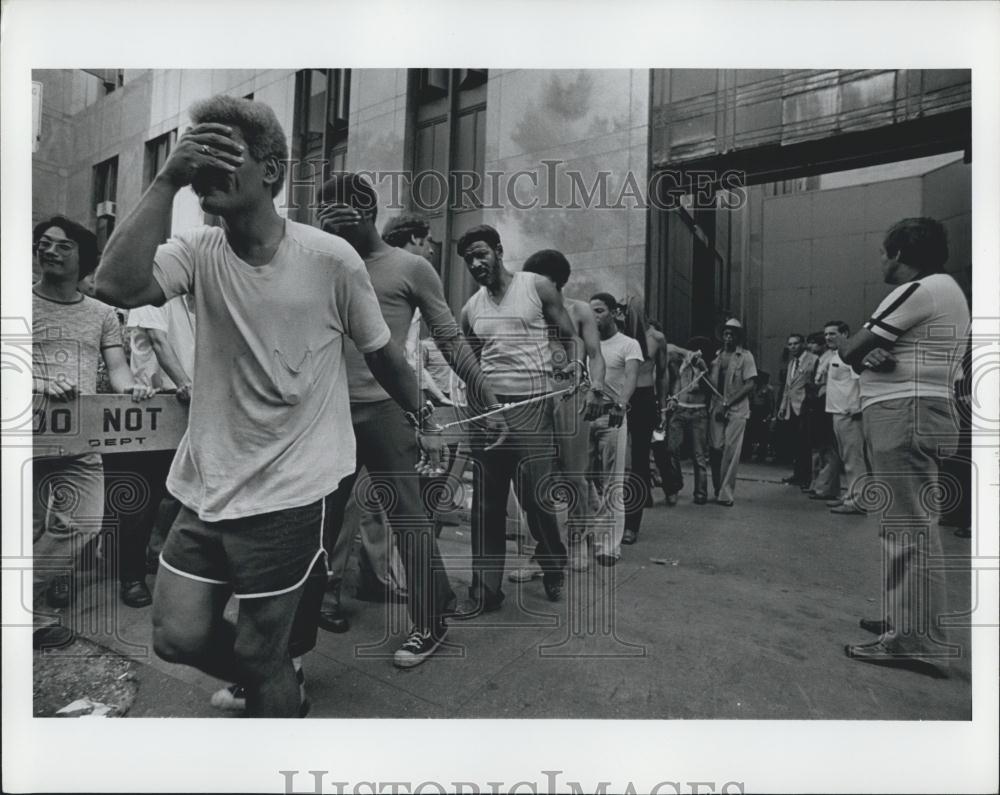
[36,236,78,255]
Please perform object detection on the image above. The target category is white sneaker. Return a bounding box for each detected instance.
[210,658,309,715]
[210,684,246,712]
[507,564,544,582]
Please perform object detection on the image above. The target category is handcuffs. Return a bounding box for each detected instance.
[556,359,625,425]
[403,400,449,476]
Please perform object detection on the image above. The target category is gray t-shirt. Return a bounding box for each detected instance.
[153,221,390,521]
[33,290,122,395]
[344,245,459,403]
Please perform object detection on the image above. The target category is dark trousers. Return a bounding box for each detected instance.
[341,400,456,629]
[650,436,673,494]
[744,410,771,460]
[626,387,657,532]
[291,401,457,654]
[469,394,567,605]
[102,450,175,582]
[783,410,812,484]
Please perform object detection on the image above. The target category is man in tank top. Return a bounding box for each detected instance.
[452,227,597,617]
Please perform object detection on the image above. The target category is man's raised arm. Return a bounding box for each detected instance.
[96,123,244,308]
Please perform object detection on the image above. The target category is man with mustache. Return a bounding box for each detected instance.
[453,226,602,614]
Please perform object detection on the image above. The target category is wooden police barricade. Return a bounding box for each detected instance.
[33,394,188,652]
[33,393,188,457]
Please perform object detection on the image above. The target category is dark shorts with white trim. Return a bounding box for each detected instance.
[160,494,331,600]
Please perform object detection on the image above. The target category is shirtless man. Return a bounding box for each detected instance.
[520,249,606,572]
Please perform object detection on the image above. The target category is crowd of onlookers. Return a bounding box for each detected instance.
[31,95,972,702]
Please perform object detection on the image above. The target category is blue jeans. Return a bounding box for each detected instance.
[667,406,709,500]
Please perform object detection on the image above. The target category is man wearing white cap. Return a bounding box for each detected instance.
[707,318,758,506]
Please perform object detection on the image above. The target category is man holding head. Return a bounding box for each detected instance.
[96,96,443,716]
[840,217,969,677]
[314,174,505,666]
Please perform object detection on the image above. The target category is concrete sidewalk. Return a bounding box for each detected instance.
[33,462,973,720]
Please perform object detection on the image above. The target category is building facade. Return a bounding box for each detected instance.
[32,68,971,368]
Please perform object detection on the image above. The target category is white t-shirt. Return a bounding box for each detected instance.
[152,221,391,521]
[126,295,196,390]
[825,352,861,415]
[600,332,644,401]
[860,273,970,410]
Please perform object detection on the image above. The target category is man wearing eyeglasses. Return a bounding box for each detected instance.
[31,216,156,649]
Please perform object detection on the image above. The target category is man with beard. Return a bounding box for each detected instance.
[453,226,597,613]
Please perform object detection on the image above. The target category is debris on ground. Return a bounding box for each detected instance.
[34,636,137,717]
[56,698,115,717]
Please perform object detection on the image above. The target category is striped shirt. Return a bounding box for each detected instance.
[860,273,970,409]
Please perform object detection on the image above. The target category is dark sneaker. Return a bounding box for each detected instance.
[393,624,448,669]
[33,623,74,650]
[622,529,638,545]
[120,579,153,608]
[543,577,563,602]
[318,605,350,633]
[46,574,71,608]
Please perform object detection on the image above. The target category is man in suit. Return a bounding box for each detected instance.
[777,333,818,489]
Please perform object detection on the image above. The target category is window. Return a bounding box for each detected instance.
[92,156,118,250]
[144,130,177,188]
[409,69,488,311]
[82,68,125,94]
[290,69,351,223]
